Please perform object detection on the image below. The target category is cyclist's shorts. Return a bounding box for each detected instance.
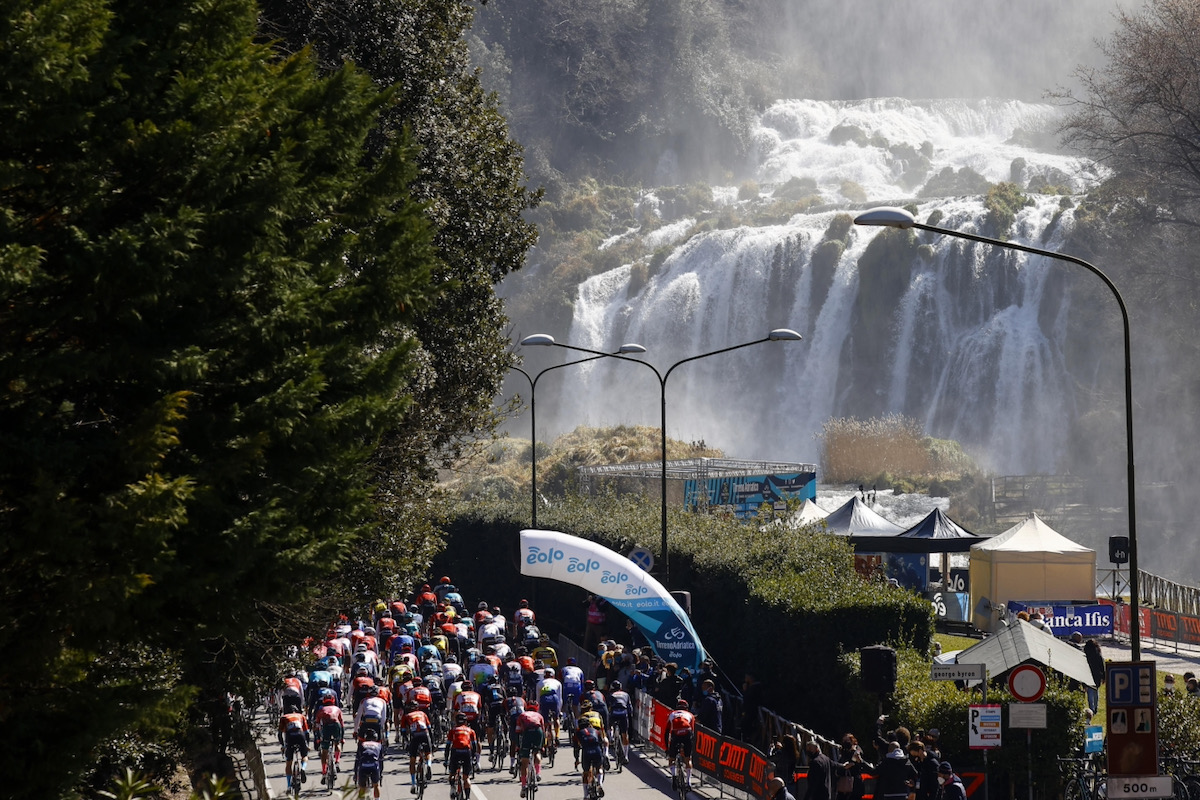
[284,737,309,761]
[563,687,582,702]
[408,731,431,758]
[610,713,628,735]
[538,697,561,716]
[358,720,384,740]
[518,728,545,759]
[319,722,343,746]
[581,747,604,773]
[356,765,381,787]
[447,749,474,776]
[669,732,694,758]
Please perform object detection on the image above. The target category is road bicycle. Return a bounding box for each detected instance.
[289,757,304,798]
[320,741,339,792]
[1058,755,1106,800]
[543,732,557,769]
[1162,754,1200,800]
[413,742,431,800]
[449,759,473,800]
[671,751,689,800]
[607,724,624,773]
[491,722,509,771]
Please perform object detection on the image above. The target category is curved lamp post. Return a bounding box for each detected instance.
[512,344,647,528]
[521,329,803,586]
[854,206,1141,661]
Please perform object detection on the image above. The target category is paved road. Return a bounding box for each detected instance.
[253,718,688,800]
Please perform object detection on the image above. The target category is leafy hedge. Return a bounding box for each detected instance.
[441,493,934,734]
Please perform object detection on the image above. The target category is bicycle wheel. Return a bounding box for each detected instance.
[1062,775,1085,800]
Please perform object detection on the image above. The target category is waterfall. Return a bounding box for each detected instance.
[554,98,1107,474]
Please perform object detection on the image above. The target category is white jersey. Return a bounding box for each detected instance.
[560,665,584,691]
[469,662,497,689]
[537,676,563,701]
[442,662,463,682]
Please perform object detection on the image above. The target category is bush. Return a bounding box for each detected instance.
[738,180,761,201]
[984,181,1033,240]
[441,492,933,736]
[820,415,933,483]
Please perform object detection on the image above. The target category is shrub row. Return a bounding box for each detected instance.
[440,493,934,736]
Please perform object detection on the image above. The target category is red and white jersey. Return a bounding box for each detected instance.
[667,709,696,735]
[402,709,432,735]
[454,690,482,719]
[355,696,388,729]
[314,704,344,727]
[515,709,545,733]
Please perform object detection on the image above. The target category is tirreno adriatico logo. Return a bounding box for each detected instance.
[654,619,696,659]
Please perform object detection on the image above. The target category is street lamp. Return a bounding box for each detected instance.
[521,329,803,586]
[512,344,648,528]
[854,206,1141,660]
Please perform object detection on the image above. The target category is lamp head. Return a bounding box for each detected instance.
[854,207,917,229]
[520,334,556,346]
[617,343,647,354]
[768,328,802,341]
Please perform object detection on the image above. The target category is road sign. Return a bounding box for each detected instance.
[1008,702,1047,729]
[932,663,985,682]
[1107,661,1159,777]
[1107,776,1173,798]
[1007,664,1046,702]
[968,704,1002,749]
[1085,725,1105,754]
[627,547,654,572]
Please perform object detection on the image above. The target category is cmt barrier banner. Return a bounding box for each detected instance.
[1105,599,1200,646]
[520,529,707,671]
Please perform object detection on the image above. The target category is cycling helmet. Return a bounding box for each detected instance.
[610,680,621,690]
[478,601,489,610]
[584,680,595,690]
[580,699,592,710]
[421,584,431,592]
[356,643,368,652]
[444,654,457,664]
[538,634,550,645]
[440,576,451,585]
[362,727,380,741]
[518,599,529,608]
[544,668,554,678]
[411,676,424,686]
[321,691,337,706]
[676,699,689,710]
[566,657,577,666]
[456,712,467,723]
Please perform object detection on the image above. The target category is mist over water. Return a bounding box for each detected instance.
[546,98,1101,475]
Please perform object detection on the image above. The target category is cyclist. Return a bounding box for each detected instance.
[667,698,696,792]
[504,658,526,699]
[278,707,310,790]
[434,576,456,603]
[307,662,334,714]
[537,668,564,744]
[355,686,389,743]
[573,714,608,798]
[561,657,584,718]
[400,700,433,794]
[505,688,527,769]
[607,680,632,764]
[530,634,559,669]
[515,705,546,799]
[477,613,504,650]
[454,683,484,745]
[513,599,536,641]
[575,699,604,769]
[445,712,481,799]
[483,675,507,758]
[313,691,345,778]
[582,681,609,733]
[468,646,498,690]
[354,727,386,799]
[281,673,305,715]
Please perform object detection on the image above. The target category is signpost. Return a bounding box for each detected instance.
[1006,664,1047,800]
[1106,660,1159,795]
[1007,664,1047,703]
[932,663,985,683]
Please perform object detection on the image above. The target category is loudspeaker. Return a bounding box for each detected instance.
[1109,536,1130,565]
[860,645,897,694]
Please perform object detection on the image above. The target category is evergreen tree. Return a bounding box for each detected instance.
[0,0,441,795]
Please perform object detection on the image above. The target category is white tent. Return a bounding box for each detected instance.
[789,499,828,527]
[969,513,1096,632]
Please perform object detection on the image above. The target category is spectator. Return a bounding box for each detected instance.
[654,662,684,705]
[741,672,765,746]
[907,741,939,800]
[803,739,834,800]
[695,679,723,733]
[1084,639,1105,711]
[1164,674,1177,695]
[765,776,798,800]
[835,733,871,800]
[1188,677,1200,697]
[922,729,941,762]
[624,617,650,651]
[936,761,966,800]
[771,734,801,796]
[874,741,917,800]
[583,594,607,652]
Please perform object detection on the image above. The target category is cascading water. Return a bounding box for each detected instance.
[553,98,1109,474]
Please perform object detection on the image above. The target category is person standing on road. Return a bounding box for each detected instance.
[875,741,917,800]
[802,739,834,800]
[765,776,798,800]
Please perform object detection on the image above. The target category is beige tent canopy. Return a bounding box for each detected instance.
[969,513,1096,632]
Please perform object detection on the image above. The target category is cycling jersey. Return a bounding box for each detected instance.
[560,665,584,697]
[356,697,388,734]
[454,690,482,721]
[446,724,478,752]
[530,645,559,668]
[515,709,545,733]
[280,712,309,741]
[667,709,695,735]
[580,710,604,730]
[401,710,432,735]
[410,685,432,710]
[574,723,604,753]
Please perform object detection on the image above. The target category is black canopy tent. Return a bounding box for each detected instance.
[850,507,988,553]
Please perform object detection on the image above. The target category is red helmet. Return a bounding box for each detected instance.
[676,699,689,710]
[440,576,451,584]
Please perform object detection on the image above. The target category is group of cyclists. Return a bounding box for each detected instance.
[269,576,658,799]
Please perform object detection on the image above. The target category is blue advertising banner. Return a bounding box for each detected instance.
[520,529,707,671]
[683,472,816,519]
[1008,601,1114,637]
